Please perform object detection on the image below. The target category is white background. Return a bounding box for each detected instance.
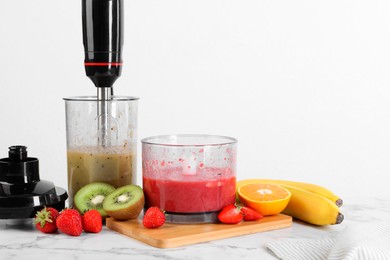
[1,0,390,200]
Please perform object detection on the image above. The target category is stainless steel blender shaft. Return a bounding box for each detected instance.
[97,87,113,146]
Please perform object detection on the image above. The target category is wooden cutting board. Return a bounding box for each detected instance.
[106,214,292,248]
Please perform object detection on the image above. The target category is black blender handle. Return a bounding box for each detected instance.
[82,0,123,89]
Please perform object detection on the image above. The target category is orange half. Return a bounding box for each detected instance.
[237,183,291,216]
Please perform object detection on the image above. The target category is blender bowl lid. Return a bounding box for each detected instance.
[0,146,68,219]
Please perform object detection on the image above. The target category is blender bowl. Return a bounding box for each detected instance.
[64,96,138,207]
[142,134,237,223]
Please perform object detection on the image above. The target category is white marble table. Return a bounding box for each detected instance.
[1,197,388,260]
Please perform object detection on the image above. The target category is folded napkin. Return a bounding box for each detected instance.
[266,222,390,260]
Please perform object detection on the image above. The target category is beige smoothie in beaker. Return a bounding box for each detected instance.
[67,146,135,207]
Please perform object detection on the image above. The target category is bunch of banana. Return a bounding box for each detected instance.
[236,179,344,226]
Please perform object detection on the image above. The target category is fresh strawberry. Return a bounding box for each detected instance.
[218,204,243,224]
[82,209,102,233]
[34,207,59,233]
[240,206,263,221]
[143,207,166,229]
[56,209,83,236]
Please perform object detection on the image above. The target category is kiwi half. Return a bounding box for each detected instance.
[74,182,115,217]
[103,185,145,220]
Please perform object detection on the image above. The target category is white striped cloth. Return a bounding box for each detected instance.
[266,222,390,260]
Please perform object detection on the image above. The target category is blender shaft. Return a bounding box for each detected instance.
[97,87,113,147]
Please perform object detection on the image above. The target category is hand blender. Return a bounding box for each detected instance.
[82,0,123,146]
[64,0,137,207]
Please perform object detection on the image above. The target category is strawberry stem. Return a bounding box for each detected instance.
[34,207,52,227]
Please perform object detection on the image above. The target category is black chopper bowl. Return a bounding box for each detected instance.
[0,146,68,219]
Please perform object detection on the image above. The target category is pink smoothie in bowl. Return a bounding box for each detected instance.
[141,134,237,223]
[143,167,236,213]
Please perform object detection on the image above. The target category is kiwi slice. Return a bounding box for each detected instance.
[103,185,145,220]
[74,182,115,217]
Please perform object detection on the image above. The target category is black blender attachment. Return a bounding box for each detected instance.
[82,0,123,146]
[0,146,68,219]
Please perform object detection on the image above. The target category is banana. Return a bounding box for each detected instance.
[279,184,344,225]
[236,179,343,207]
[236,179,344,225]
